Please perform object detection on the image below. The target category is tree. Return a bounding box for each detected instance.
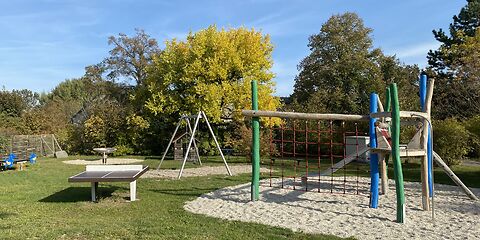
[428,0,480,74]
[291,13,418,114]
[145,25,281,123]
[22,100,77,137]
[427,0,480,119]
[378,55,420,111]
[46,78,92,104]
[450,30,480,82]
[104,29,161,86]
[433,30,480,118]
[40,72,132,154]
[0,89,39,117]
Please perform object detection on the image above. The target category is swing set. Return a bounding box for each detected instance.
[157,111,232,179]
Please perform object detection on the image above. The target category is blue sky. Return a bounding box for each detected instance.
[0,0,465,96]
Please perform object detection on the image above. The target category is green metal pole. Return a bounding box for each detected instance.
[251,80,260,201]
[390,83,405,223]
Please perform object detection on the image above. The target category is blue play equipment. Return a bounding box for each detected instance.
[1,152,36,170]
[369,93,380,208]
[29,153,37,164]
[419,73,433,197]
[4,153,16,169]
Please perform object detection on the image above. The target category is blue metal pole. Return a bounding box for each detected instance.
[420,74,427,109]
[427,129,432,197]
[420,73,433,197]
[369,93,379,208]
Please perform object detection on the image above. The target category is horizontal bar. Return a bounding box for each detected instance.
[242,110,370,121]
[181,114,202,119]
[370,111,429,119]
[269,128,344,133]
[275,154,349,158]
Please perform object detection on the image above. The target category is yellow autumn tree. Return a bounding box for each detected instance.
[145,25,281,124]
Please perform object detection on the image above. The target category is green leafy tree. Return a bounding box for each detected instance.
[0,89,39,117]
[291,13,419,114]
[450,30,480,81]
[44,78,91,112]
[436,31,480,118]
[427,0,480,119]
[46,74,128,106]
[145,25,281,123]
[378,56,420,111]
[464,115,480,157]
[88,29,164,154]
[41,72,131,153]
[83,115,107,150]
[104,29,161,86]
[125,114,150,153]
[0,89,39,138]
[428,0,480,74]
[22,100,77,134]
[0,113,27,136]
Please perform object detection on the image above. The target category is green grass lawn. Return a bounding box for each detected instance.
[0,156,351,240]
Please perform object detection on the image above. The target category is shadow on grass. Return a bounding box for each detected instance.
[149,187,219,197]
[0,212,17,219]
[39,186,120,203]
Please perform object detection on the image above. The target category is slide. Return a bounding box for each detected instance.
[319,146,370,176]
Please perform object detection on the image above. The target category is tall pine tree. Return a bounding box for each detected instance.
[427,0,480,119]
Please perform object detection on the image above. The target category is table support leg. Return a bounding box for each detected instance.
[130,180,137,201]
[91,182,98,202]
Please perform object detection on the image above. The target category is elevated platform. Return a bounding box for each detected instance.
[371,148,426,157]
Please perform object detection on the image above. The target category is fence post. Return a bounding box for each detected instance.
[390,83,405,223]
[251,80,260,201]
[369,93,379,208]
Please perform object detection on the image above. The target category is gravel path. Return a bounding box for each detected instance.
[63,158,144,165]
[185,177,480,240]
[143,165,270,179]
[462,160,480,167]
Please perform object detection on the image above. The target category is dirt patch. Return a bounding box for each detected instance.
[143,165,269,179]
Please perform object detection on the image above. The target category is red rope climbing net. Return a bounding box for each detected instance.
[262,118,371,196]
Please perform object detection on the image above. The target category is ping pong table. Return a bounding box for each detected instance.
[68,165,149,202]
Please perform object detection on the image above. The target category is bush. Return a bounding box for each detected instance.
[0,134,9,155]
[83,116,107,152]
[192,136,214,157]
[229,124,273,161]
[126,114,150,154]
[433,118,471,166]
[112,144,134,156]
[464,115,480,158]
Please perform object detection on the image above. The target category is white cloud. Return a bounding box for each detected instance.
[246,10,311,37]
[390,42,439,59]
[164,31,189,41]
[384,41,440,68]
